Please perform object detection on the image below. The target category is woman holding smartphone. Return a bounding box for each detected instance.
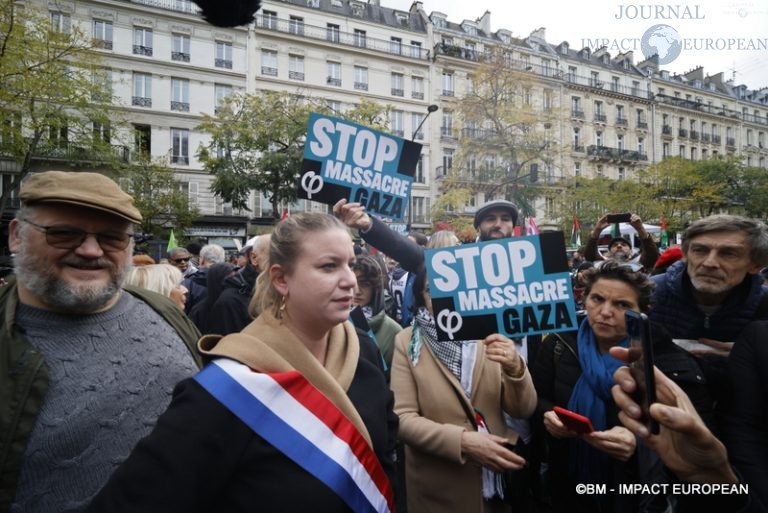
[530,261,710,513]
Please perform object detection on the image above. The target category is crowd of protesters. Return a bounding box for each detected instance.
[2,170,767,513]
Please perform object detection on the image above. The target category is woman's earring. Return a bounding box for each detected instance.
[279,294,287,312]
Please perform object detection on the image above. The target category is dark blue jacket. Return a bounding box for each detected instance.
[649,260,768,342]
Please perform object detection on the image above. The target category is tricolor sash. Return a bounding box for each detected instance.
[195,358,394,513]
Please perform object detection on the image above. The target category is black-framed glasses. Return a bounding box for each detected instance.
[22,218,133,252]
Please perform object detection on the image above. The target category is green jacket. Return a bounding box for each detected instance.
[0,276,202,510]
[367,309,402,370]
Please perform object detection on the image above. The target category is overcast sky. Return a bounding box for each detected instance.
[386,0,768,90]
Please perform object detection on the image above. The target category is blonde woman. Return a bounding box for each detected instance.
[124,264,188,310]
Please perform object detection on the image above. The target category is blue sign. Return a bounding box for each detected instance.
[424,232,577,341]
[298,113,421,220]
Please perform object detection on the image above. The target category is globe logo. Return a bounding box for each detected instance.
[641,24,682,65]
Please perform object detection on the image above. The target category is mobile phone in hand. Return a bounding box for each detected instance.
[625,311,659,435]
[606,212,632,223]
[553,406,595,434]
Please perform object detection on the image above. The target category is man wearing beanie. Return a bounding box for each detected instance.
[584,212,659,270]
[0,171,202,512]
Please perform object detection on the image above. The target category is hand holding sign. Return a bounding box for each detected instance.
[483,333,524,376]
[333,199,373,232]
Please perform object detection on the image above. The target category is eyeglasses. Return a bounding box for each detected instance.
[171,257,191,264]
[22,218,133,252]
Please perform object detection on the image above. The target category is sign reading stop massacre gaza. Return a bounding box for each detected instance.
[425,232,578,341]
[298,113,422,220]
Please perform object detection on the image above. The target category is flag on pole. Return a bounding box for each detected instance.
[281,207,289,220]
[526,217,539,236]
[571,216,582,248]
[167,229,177,253]
[611,222,621,238]
[660,215,669,249]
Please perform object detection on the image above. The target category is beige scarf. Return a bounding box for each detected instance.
[197,312,372,447]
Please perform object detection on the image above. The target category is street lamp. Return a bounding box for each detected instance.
[408,104,439,230]
[411,104,439,141]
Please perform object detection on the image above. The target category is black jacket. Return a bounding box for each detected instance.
[205,264,258,336]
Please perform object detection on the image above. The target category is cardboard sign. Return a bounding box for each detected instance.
[298,113,422,220]
[424,232,577,341]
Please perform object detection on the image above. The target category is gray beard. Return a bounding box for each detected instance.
[14,246,130,314]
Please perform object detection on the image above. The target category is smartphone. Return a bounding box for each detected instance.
[624,311,659,434]
[606,212,632,223]
[553,406,595,434]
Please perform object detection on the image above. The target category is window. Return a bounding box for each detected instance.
[262,10,277,30]
[215,41,232,68]
[92,121,110,144]
[543,90,553,111]
[611,76,620,92]
[591,71,600,87]
[596,130,603,147]
[214,84,233,109]
[172,33,190,62]
[171,78,189,112]
[679,145,686,158]
[414,155,424,183]
[91,68,112,102]
[93,20,113,49]
[691,147,697,160]
[326,24,340,43]
[573,128,581,150]
[391,73,404,97]
[663,142,670,158]
[616,105,626,125]
[354,66,367,90]
[133,27,153,56]
[442,149,454,173]
[289,16,304,35]
[571,96,583,117]
[412,113,425,140]
[132,72,152,107]
[354,29,366,48]
[441,110,454,137]
[410,41,422,58]
[390,37,402,55]
[636,108,647,128]
[326,100,342,114]
[618,167,625,180]
[412,76,424,99]
[617,134,624,151]
[594,101,605,121]
[412,196,427,223]
[638,137,645,155]
[171,128,189,165]
[574,162,581,176]
[441,72,454,96]
[261,49,278,76]
[327,61,341,86]
[50,11,71,34]
[48,125,69,148]
[390,110,404,137]
[596,165,604,177]
[289,55,305,81]
[567,66,577,83]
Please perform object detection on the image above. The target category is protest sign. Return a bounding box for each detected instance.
[298,112,421,220]
[424,232,577,341]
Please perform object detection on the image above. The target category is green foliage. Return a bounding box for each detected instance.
[115,157,199,238]
[197,91,391,218]
[0,0,117,217]
[558,155,768,234]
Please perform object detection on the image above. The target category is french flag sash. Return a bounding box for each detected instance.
[194,358,394,513]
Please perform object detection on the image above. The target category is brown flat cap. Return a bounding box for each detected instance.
[20,171,142,224]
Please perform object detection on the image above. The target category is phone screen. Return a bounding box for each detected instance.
[606,212,632,223]
[625,311,659,434]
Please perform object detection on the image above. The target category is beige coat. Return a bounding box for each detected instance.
[391,327,537,513]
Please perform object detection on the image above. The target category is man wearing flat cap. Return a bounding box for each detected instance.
[0,171,202,512]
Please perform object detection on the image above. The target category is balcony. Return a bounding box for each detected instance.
[261,66,278,76]
[726,137,736,147]
[412,91,424,100]
[701,133,711,143]
[133,45,153,56]
[92,39,112,50]
[434,43,481,62]
[637,121,648,129]
[172,51,190,62]
[616,117,628,126]
[442,89,455,97]
[571,109,584,119]
[461,127,490,140]
[662,125,672,135]
[440,127,456,138]
[678,128,688,138]
[170,101,189,112]
[215,59,232,69]
[354,81,368,90]
[713,135,722,144]
[130,0,201,15]
[573,144,585,152]
[594,113,607,123]
[587,145,647,162]
[171,155,189,165]
[254,15,429,60]
[1,139,130,164]
[391,88,404,97]
[132,96,152,108]
[690,130,699,141]
[326,77,341,86]
[289,71,305,81]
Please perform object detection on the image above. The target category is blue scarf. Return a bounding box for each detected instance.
[567,317,628,482]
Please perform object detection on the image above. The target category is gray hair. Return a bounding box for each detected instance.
[199,244,225,264]
[682,215,768,266]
